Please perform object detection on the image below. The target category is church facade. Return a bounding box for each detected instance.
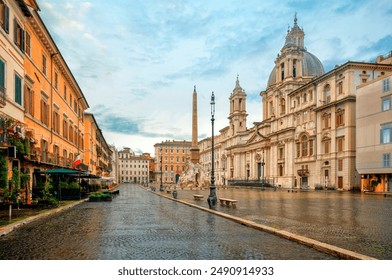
[199,16,392,190]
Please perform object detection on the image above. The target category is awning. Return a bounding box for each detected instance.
[36,168,82,175]
[35,168,101,179]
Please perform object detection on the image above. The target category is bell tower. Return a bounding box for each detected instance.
[228,75,248,135]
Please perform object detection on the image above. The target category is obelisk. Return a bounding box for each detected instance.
[190,86,200,163]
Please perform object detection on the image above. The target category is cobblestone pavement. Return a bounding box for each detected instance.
[0,184,336,260]
[177,187,392,259]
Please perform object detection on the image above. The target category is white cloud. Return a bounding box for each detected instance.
[38,0,392,155]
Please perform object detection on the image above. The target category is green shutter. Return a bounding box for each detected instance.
[15,74,22,105]
[0,60,4,88]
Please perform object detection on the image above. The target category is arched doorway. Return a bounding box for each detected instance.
[175,174,180,184]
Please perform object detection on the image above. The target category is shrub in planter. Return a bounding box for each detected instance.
[88,192,112,202]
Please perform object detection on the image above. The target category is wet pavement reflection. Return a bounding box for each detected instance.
[184,187,392,259]
[0,184,336,260]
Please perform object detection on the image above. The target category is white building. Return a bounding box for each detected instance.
[118,147,149,184]
[199,15,392,191]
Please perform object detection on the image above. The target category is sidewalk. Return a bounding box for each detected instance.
[0,184,338,260]
[0,200,86,236]
[151,186,378,260]
[1,184,390,259]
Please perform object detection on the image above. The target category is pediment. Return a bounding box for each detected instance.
[247,130,267,144]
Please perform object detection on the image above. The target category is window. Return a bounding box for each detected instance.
[41,139,48,162]
[336,110,345,127]
[63,116,68,139]
[293,59,297,77]
[280,98,286,115]
[279,146,285,160]
[381,123,392,144]
[64,85,67,100]
[383,78,390,93]
[337,137,344,152]
[0,59,5,105]
[278,164,284,176]
[54,145,59,164]
[338,159,343,171]
[301,135,308,157]
[309,90,313,101]
[54,72,58,89]
[323,113,331,129]
[383,154,391,168]
[53,109,60,133]
[14,19,25,52]
[0,1,10,33]
[337,82,343,95]
[42,54,47,75]
[382,97,391,111]
[63,149,67,162]
[69,124,73,143]
[24,85,34,116]
[40,96,49,126]
[14,74,22,105]
[323,84,331,104]
[281,63,285,80]
[323,141,330,154]
[25,31,31,56]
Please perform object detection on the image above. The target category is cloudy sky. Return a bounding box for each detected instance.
[38,0,392,155]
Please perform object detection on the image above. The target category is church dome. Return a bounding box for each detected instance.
[266,15,325,88]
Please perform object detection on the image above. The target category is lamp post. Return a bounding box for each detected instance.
[261,150,265,190]
[207,92,217,209]
[160,146,163,191]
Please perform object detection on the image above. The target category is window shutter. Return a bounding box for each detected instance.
[13,18,17,44]
[4,5,9,33]
[21,29,25,53]
[15,74,22,105]
[0,59,5,88]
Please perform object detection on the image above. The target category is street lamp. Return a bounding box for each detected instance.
[261,150,265,190]
[207,92,217,209]
[160,146,163,191]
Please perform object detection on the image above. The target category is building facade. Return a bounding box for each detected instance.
[154,140,191,185]
[199,15,392,191]
[356,53,392,192]
[143,152,155,183]
[1,1,112,202]
[83,112,112,177]
[118,147,149,184]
